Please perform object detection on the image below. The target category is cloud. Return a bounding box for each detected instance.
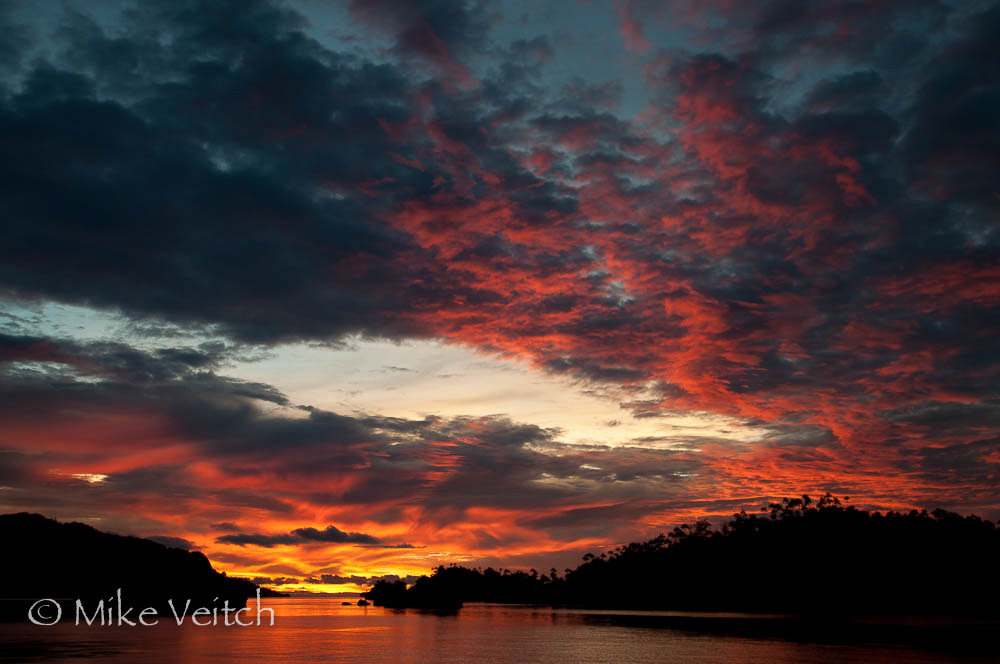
[211,522,240,532]
[292,525,380,545]
[615,0,652,54]
[217,532,301,548]
[0,333,718,543]
[218,524,401,548]
[0,0,998,574]
[347,0,487,88]
[303,573,421,586]
[249,576,298,586]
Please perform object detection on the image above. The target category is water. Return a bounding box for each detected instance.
[1,598,995,663]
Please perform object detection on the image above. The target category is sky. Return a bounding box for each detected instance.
[0,0,998,594]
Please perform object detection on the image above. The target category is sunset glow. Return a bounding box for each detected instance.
[1,0,998,596]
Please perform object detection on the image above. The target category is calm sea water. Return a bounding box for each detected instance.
[1,598,996,663]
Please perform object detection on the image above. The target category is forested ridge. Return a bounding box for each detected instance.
[366,495,1000,615]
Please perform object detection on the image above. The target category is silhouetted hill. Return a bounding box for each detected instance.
[366,495,1000,615]
[0,513,284,620]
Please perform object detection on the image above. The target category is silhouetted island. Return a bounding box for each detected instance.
[363,578,463,610]
[365,495,1000,616]
[0,513,285,621]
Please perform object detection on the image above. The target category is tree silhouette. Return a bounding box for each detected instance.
[366,495,1000,616]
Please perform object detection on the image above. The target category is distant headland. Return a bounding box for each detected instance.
[365,495,1000,616]
[0,513,285,622]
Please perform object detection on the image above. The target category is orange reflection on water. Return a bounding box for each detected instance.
[1,599,994,664]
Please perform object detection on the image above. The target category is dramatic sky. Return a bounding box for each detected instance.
[1,0,998,593]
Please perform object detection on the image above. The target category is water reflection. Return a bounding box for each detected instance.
[1,599,996,663]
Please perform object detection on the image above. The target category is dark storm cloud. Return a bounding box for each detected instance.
[217,533,303,547]
[293,525,380,544]
[348,0,491,66]
[637,4,997,381]
[0,332,257,385]
[896,3,1000,216]
[0,0,995,387]
[1,2,427,343]
[211,522,240,532]
[0,333,289,424]
[0,0,603,347]
[218,524,397,547]
[544,356,646,383]
[0,1,32,72]
[886,401,1000,433]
